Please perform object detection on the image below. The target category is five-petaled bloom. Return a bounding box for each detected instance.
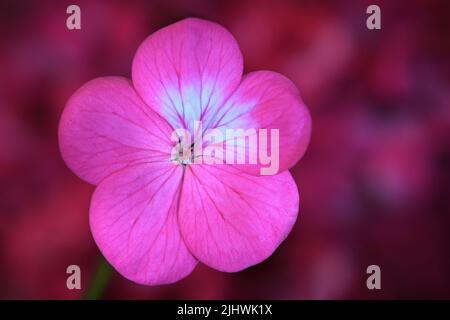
[59,18,311,285]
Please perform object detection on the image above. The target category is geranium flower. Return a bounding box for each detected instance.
[58,18,311,285]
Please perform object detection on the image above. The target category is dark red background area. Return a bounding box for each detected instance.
[0,0,449,299]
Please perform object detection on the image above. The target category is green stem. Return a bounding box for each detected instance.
[84,256,114,300]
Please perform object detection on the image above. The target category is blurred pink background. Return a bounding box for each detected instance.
[0,0,449,299]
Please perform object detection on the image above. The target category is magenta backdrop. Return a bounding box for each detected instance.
[0,0,449,299]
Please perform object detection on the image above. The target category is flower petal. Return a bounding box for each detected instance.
[90,162,197,285]
[132,18,243,134]
[212,71,311,175]
[178,165,299,272]
[58,77,174,185]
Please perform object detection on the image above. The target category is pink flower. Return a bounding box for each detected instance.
[58,18,311,285]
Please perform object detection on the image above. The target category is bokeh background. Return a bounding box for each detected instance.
[0,0,449,299]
